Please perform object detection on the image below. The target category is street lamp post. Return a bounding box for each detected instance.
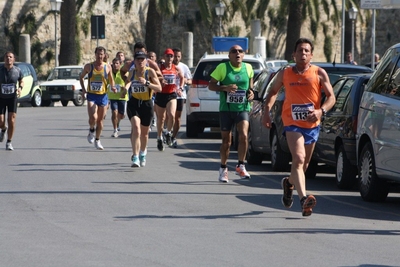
[50,0,63,67]
[215,1,226,37]
[348,6,358,63]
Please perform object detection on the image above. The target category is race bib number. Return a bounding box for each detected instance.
[1,84,15,94]
[90,82,103,91]
[291,103,314,121]
[163,74,176,85]
[131,82,148,93]
[226,91,246,104]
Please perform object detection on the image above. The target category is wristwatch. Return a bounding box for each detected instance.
[321,108,327,116]
[145,80,150,86]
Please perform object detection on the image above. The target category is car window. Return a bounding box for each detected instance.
[193,60,261,81]
[332,78,346,95]
[333,79,355,112]
[253,71,270,94]
[387,62,400,97]
[15,64,30,77]
[367,48,398,94]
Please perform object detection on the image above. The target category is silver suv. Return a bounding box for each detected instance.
[186,53,267,138]
[357,43,400,202]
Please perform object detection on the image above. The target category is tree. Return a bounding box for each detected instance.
[59,0,77,66]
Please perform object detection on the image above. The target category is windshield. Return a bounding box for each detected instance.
[47,67,83,80]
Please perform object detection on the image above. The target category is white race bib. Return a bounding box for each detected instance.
[1,84,15,94]
[131,81,148,93]
[291,103,314,121]
[90,82,103,91]
[226,91,246,104]
[163,74,176,85]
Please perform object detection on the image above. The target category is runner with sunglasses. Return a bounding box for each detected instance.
[208,45,254,183]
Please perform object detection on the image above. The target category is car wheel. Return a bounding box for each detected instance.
[61,100,69,107]
[270,130,291,171]
[186,116,199,138]
[336,145,358,189]
[31,90,42,107]
[246,130,263,165]
[359,142,389,202]
[305,159,318,179]
[73,92,85,106]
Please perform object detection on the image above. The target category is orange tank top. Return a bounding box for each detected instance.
[281,65,322,128]
[160,64,177,94]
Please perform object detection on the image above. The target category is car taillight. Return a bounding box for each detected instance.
[352,116,358,133]
[190,103,200,107]
[191,79,208,88]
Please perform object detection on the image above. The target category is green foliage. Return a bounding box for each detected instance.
[77,15,90,38]
[31,40,44,68]
[45,50,53,63]
[324,35,333,62]
[227,26,241,37]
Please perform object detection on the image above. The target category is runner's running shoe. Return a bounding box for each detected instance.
[87,130,95,144]
[301,195,317,216]
[235,164,251,179]
[165,132,172,146]
[0,127,7,142]
[131,155,140,168]
[157,138,164,151]
[95,140,104,150]
[219,167,229,183]
[6,142,13,151]
[172,138,177,148]
[112,130,118,138]
[281,177,294,208]
[139,153,146,167]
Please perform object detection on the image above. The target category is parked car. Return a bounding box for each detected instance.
[356,43,400,202]
[40,65,86,107]
[313,73,372,189]
[186,52,268,138]
[0,62,42,107]
[247,62,374,178]
[265,59,288,71]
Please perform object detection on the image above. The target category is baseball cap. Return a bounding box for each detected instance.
[164,48,174,55]
[134,51,147,59]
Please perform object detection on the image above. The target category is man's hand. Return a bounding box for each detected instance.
[247,89,254,101]
[262,112,272,128]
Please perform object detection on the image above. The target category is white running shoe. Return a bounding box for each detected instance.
[95,140,104,150]
[219,167,229,183]
[87,131,95,144]
[139,153,146,167]
[6,142,14,151]
[112,130,118,138]
[235,164,251,179]
[0,127,7,142]
[131,155,140,167]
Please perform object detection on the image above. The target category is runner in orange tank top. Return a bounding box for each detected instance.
[263,38,336,216]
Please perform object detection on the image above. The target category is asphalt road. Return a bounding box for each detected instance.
[1,104,400,267]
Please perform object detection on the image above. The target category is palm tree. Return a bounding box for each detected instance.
[59,0,77,65]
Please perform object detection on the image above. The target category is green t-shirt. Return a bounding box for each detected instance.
[210,62,253,112]
[108,70,128,100]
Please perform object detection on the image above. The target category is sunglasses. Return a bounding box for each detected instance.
[165,54,174,58]
[230,49,244,54]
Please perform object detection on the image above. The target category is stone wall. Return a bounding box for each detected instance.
[1,0,400,77]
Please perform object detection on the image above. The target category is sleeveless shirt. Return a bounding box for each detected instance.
[281,65,322,128]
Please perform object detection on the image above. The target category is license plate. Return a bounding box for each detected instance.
[51,95,60,99]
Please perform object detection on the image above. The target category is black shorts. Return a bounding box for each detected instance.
[154,92,177,108]
[0,97,18,114]
[126,98,154,127]
[219,111,249,132]
[176,99,186,112]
